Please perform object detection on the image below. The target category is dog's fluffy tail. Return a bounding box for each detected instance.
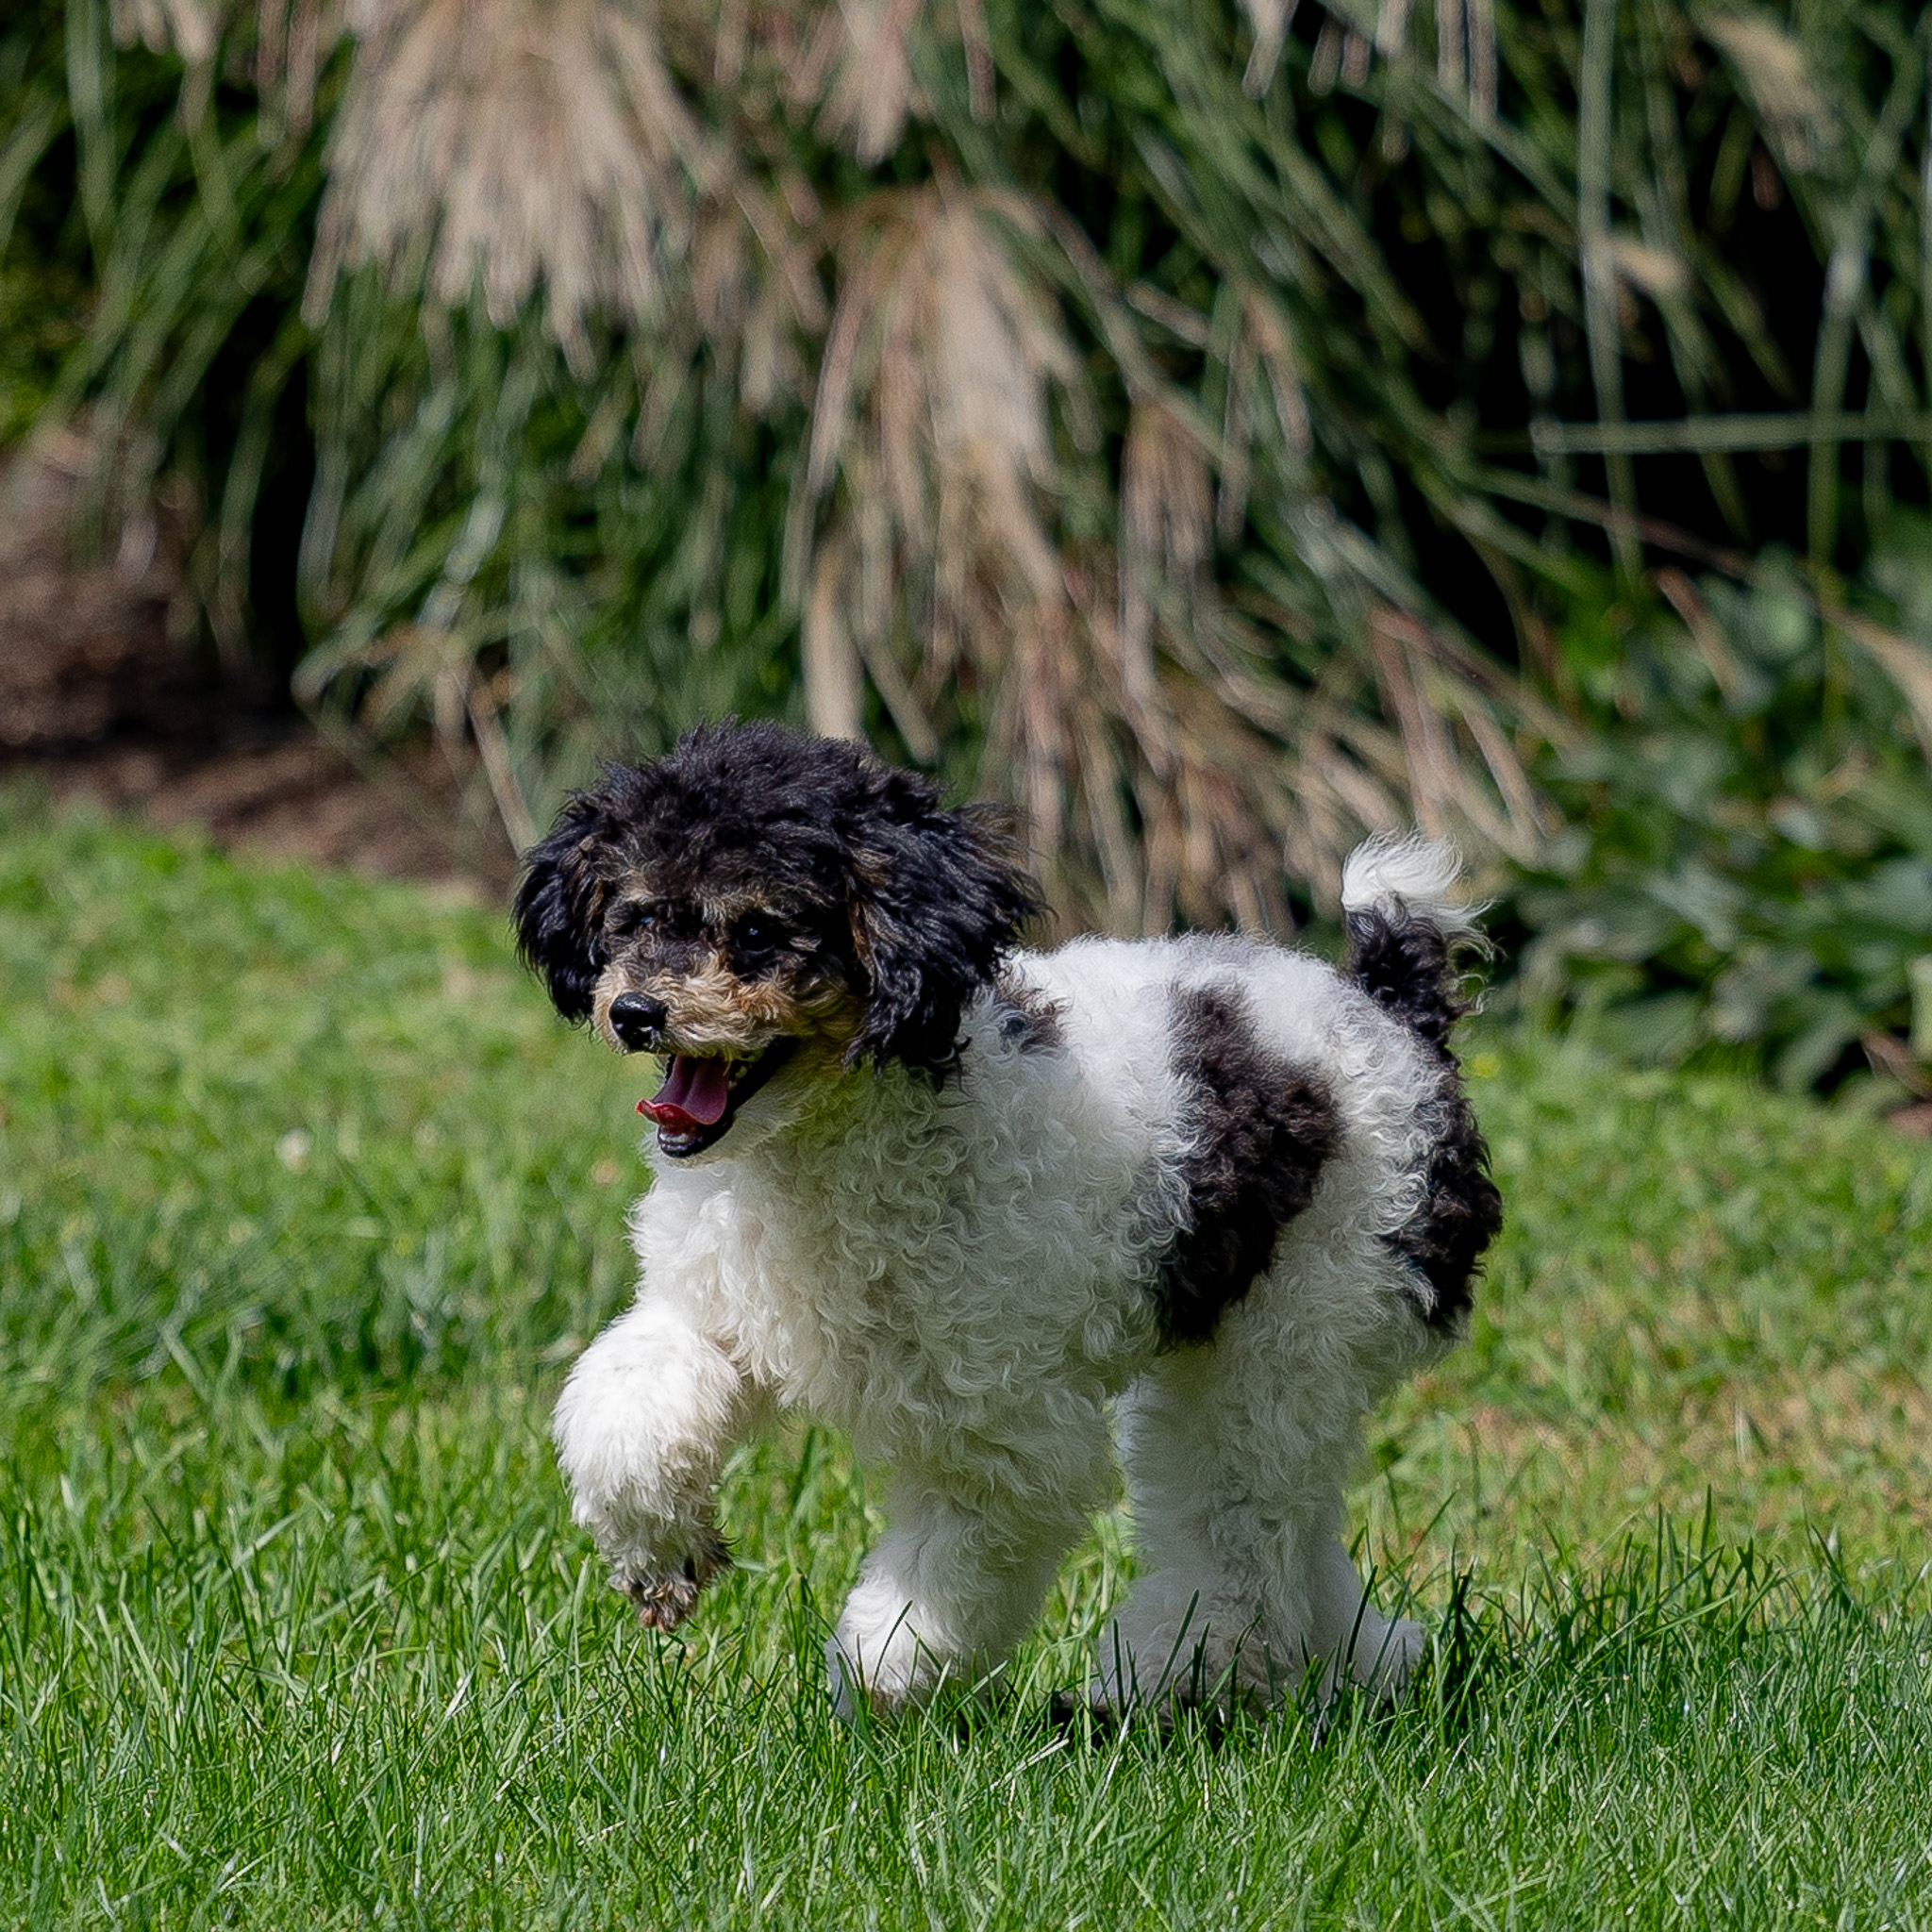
[1340,834,1486,1054]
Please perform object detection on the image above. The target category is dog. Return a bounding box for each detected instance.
[514,722,1501,1716]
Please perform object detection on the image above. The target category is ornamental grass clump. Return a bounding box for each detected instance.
[3,0,1931,981]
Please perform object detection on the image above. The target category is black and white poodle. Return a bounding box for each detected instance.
[514,722,1501,1715]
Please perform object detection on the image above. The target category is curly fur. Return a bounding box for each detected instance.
[519,725,1502,1717]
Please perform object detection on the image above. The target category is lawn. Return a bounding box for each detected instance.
[3,790,1930,1928]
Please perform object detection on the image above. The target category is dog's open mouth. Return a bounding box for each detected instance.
[637,1041,798,1158]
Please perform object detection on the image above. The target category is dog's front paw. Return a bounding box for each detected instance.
[826,1578,962,1718]
[1349,1613,1426,1700]
[613,1525,730,1633]
[826,1626,928,1720]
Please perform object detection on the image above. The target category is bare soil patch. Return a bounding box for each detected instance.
[1,436,513,895]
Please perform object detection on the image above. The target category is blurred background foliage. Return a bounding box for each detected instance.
[5,0,1932,1089]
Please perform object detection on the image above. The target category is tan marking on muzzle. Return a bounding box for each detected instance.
[593,961,865,1059]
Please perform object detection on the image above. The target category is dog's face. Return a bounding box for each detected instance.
[513,724,1040,1159]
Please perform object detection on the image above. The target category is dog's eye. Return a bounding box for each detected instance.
[612,902,658,937]
[732,914,780,957]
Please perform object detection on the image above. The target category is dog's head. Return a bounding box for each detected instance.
[513,722,1041,1158]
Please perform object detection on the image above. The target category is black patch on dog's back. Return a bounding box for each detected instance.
[1155,986,1339,1346]
[1386,1081,1502,1331]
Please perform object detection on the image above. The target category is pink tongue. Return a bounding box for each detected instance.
[638,1056,732,1131]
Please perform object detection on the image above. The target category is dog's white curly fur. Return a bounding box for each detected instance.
[1342,832,1485,939]
[554,836,1482,1717]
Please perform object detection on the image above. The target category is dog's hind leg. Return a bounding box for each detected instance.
[827,1448,1106,1719]
[1101,1320,1424,1716]
[1306,1531,1425,1700]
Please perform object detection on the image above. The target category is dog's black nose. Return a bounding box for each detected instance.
[608,992,669,1051]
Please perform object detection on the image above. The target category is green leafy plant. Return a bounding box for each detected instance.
[1513,525,1932,1091]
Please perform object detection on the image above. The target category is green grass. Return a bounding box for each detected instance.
[4,791,1931,1928]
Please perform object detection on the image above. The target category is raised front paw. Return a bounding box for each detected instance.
[615,1526,730,1632]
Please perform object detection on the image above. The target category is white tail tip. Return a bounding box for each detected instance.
[1340,834,1484,938]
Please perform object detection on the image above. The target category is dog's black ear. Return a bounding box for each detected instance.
[513,791,615,1022]
[845,777,1041,1077]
